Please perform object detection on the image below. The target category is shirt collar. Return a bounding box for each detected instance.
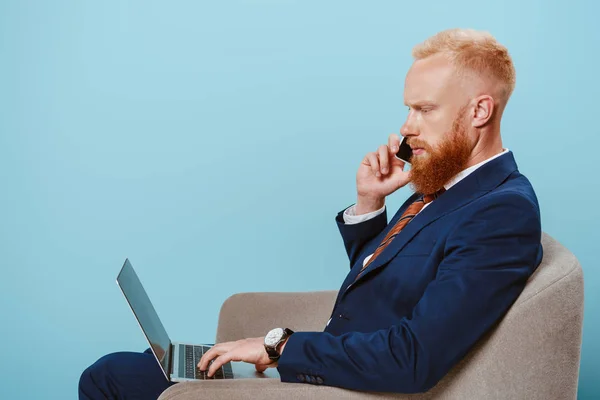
[443,148,510,191]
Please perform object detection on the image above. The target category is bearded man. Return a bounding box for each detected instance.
[79,28,543,398]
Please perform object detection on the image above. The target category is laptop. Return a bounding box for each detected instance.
[116,258,280,382]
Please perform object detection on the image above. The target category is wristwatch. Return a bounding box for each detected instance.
[264,327,294,361]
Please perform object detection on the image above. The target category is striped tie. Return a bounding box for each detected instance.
[354,188,446,282]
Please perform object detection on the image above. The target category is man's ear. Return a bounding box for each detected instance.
[471,95,495,128]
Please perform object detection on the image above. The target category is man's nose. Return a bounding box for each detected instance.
[400,115,418,137]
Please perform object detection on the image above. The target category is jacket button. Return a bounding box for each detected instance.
[310,376,317,384]
[316,376,324,384]
[304,374,311,383]
[296,374,305,382]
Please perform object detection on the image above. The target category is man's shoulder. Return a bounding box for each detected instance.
[488,169,540,211]
[452,171,541,230]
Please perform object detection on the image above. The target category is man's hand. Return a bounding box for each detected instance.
[197,337,278,377]
[355,133,410,214]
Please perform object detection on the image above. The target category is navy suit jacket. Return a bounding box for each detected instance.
[276,151,543,393]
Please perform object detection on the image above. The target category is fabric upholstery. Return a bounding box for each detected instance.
[158,232,584,399]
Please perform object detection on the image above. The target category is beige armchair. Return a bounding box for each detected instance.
[158,233,584,399]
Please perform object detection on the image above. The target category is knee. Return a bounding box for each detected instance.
[79,363,103,399]
[78,365,93,392]
[78,353,122,393]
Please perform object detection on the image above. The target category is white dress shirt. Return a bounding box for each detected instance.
[343,149,509,269]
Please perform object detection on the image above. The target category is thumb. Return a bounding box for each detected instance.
[255,364,268,373]
[395,169,411,190]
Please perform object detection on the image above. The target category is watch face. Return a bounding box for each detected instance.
[265,328,284,347]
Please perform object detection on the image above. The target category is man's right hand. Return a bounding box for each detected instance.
[355,134,410,214]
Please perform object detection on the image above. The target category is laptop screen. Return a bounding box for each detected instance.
[117,259,172,377]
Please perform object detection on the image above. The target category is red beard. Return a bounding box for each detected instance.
[408,107,472,195]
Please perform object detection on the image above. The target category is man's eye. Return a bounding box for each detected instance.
[421,109,430,114]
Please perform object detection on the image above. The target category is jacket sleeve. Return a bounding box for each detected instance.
[335,204,388,268]
[277,193,543,393]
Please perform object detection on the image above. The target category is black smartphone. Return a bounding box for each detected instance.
[395,137,413,164]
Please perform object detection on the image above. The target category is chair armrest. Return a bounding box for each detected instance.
[215,290,337,343]
[158,379,420,400]
[158,291,417,399]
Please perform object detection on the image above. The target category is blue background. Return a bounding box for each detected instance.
[1,0,598,398]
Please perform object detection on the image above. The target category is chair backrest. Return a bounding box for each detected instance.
[416,232,584,399]
[216,233,584,399]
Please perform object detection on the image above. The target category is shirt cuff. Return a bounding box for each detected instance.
[343,203,386,225]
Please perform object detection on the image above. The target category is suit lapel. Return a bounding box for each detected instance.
[343,151,519,295]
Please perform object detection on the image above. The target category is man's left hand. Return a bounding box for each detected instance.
[197,337,279,377]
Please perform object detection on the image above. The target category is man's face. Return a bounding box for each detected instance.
[400,54,474,194]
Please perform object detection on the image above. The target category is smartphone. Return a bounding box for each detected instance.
[395,136,413,164]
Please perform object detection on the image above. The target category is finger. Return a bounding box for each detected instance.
[378,145,389,175]
[208,353,235,377]
[365,152,381,177]
[388,133,401,153]
[198,345,224,370]
[255,364,268,373]
[198,348,214,371]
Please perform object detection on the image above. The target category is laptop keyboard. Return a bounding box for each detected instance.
[184,344,234,380]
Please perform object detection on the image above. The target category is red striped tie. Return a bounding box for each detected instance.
[354,189,446,282]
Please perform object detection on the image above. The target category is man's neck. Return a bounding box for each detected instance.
[466,129,504,168]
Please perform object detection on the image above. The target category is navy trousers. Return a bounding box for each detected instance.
[79,348,177,399]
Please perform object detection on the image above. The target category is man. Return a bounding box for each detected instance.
[79,28,543,398]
